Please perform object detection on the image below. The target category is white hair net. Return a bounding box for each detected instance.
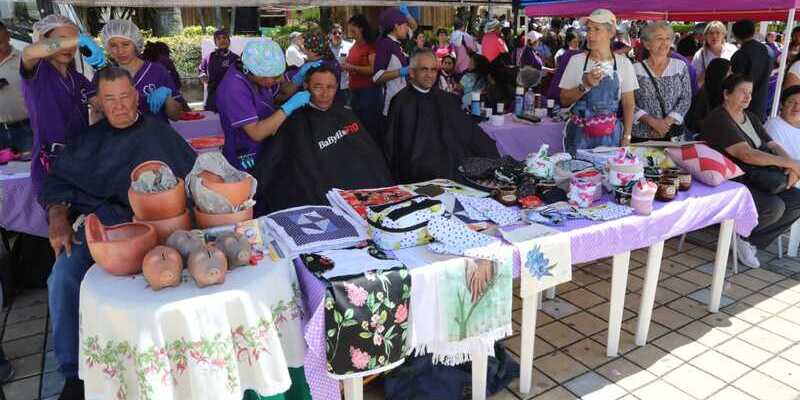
[32,15,79,42]
[241,39,286,78]
[101,19,144,52]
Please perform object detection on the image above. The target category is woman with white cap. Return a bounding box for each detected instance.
[559,9,639,154]
[20,14,105,196]
[100,19,183,121]
[215,39,317,172]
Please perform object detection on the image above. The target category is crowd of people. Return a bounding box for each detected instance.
[4,6,800,399]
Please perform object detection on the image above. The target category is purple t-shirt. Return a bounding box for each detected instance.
[132,61,182,120]
[216,67,276,171]
[200,49,240,87]
[520,47,544,69]
[20,59,95,194]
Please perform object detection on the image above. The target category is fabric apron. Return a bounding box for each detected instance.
[564,54,622,155]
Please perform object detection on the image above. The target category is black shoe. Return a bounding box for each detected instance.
[58,378,84,400]
[0,356,14,384]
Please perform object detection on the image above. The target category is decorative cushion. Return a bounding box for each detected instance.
[666,144,744,186]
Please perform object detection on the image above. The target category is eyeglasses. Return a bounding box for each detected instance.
[332,31,343,36]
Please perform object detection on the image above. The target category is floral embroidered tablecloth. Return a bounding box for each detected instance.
[79,256,306,400]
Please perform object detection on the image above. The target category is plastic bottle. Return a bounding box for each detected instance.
[524,88,535,114]
[470,92,481,116]
[547,99,555,118]
[514,86,525,116]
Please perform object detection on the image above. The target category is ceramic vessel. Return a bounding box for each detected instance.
[493,186,517,207]
[85,214,158,276]
[656,176,678,201]
[187,245,228,288]
[215,232,252,268]
[165,230,205,260]
[194,206,254,229]
[674,171,692,191]
[199,170,253,208]
[128,161,186,220]
[142,246,182,290]
[134,208,191,244]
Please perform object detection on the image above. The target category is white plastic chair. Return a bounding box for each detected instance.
[778,219,800,258]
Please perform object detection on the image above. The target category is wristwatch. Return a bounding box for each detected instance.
[577,83,588,94]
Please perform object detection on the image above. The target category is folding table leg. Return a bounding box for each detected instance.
[635,241,664,346]
[709,219,734,313]
[471,344,488,400]
[519,293,540,394]
[607,251,631,357]
[343,377,363,400]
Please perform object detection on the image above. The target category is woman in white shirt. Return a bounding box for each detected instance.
[692,21,738,87]
[765,85,800,160]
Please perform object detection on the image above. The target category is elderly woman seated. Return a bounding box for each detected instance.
[632,21,692,142]
[765,85,800,160]
[701,74,800,268]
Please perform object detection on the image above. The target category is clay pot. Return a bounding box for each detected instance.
[134,209,192,244]
[199,170,253,208]
[187,245,228,288]
[656,177,678,202]
[142,246,182,291]
[85,214,158,276]
[675,171,692,191]
[194,206,253,229]
[215,232,252,268]
[165,230,205,260]
[128,161,187,220]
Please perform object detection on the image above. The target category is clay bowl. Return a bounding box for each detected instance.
[128,160,187,220]
[199,171,253,208]
[194,206,254,229]
[134,208,192,244]
[85,214,158,276]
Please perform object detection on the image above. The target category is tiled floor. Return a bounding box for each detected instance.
[3,230,800,400]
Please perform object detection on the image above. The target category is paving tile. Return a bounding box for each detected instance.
[40,370,65,399]
[721,282,756,301]
[623,292,643,313]
[530,386,578,400]
[6,303,48,325]
[652,287,682,305]
[700,313,752,336]
[660,276,703,296]
[687,246,717,262]
[687,287,735,308]
[512,308,554,328]
[671,253,707,268]
[696,262,732,278]
[507,366,557,399]
[651,332,708,362]
[9,353,43,380]
[563,371,626,400]
[561,312,607,337]
[736,326,794,354]
[677,321,732,347]
[627,276,645,293]
[758,316,800,341]
[553,281,581,294]
[595,357,658,392]
[782,344,800,366]
[540,298,581,320]
[633,380,694,400]
[740,292,793,314]
[676,270,712,287]
[715,337,774,366]
[620,318,669,343]
[571,270,603,286]
[762,284,800,305]
[558,288,606,310]
[585,263,613,280]
[721,302,772,325]
[733,370,800,400]
[3,334,45,360]
[536,321,585,349]
[11,289,48,309]
[729,274,772,291]
[584,281,611,300]
[776,277,800,292]
[650,306,692,330]
[502,334,555,360]
[562,338,610,369]
[512,295,523,311]
[590,330,638,356]
[746,268,788,283]
[2,375,40,400]
[757,357,800,390]
[488,389,519,400]
[2,318,47,342]
[664,296,710,320]
[536,350,589,383]
[688,350,750,383]
[662,363,726,399]
[625,345,683,376]
[707,386,757,400]
[769,257,800,273]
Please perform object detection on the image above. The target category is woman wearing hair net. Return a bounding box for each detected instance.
[100,19,183,121]
[20,15,105,196]
[216,39,317,172]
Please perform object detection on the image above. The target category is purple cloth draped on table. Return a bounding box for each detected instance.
[168,111,223,139]
[481,115,566,160]
[0,162,48,237]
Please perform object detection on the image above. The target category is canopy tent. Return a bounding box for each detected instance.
[54,0,512,6]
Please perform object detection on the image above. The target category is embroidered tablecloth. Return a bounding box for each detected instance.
[79,256,306,400]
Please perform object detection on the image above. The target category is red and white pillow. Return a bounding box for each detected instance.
[666,144,744,186]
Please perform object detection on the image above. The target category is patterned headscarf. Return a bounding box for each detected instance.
[303,30,333,60]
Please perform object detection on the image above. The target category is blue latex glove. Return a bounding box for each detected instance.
[281,91,311,116]
[399,4,411,17]
[399,66,409,78]
[146,87,172,114]
[291,60,323,86]
[78,34,106,69]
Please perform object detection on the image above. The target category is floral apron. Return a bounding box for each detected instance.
[564,54,622,155]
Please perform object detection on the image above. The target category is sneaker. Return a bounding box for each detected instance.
[736,237,761,269]
[58,378,84,400]
[0,356,14,383]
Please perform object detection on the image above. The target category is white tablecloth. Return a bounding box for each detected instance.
[79,255,306,400]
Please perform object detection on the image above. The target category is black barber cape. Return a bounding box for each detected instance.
[383,84,500,184]
[39,114,197,226]
[253,104,394,214]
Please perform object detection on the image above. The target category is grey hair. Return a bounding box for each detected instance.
[409,48,436,69]
[641,21,674,44]
[95,67,135,88]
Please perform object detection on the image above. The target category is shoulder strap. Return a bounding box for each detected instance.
[642,61,668,118]
[582,52,590,72]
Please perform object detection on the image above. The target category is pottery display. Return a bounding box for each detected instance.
[85,214,158,276]
[128,161,187,220]
[142,246,182,290]
[194,206,254,229]
[667,170,693,191]
[187,245,228,288]
[165,230,205,260]
[214,232,252,268]
[134,209,191,244]
[199,170,253,208]
[493,186,518,207]
[656,176,678,201]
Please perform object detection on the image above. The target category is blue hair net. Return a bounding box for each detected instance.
[242,39,286,78]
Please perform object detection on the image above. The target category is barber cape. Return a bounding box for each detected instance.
[384,84,500,184]
[39,114,197,226]
[253,104,394,214]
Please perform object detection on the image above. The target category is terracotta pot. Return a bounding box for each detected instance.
[85,214,158,276]
[199,170,253,208]
[129,161,187,220]
[187,245,228,288]
[165,230,205,260]
[194,206,253,229]
[656,177,678,202]
[142,246,182,291]
[215,232,252,268]
[134,209,192,244]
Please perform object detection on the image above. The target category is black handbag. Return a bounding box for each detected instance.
[642,61,683,140]
[735,114,789,194]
